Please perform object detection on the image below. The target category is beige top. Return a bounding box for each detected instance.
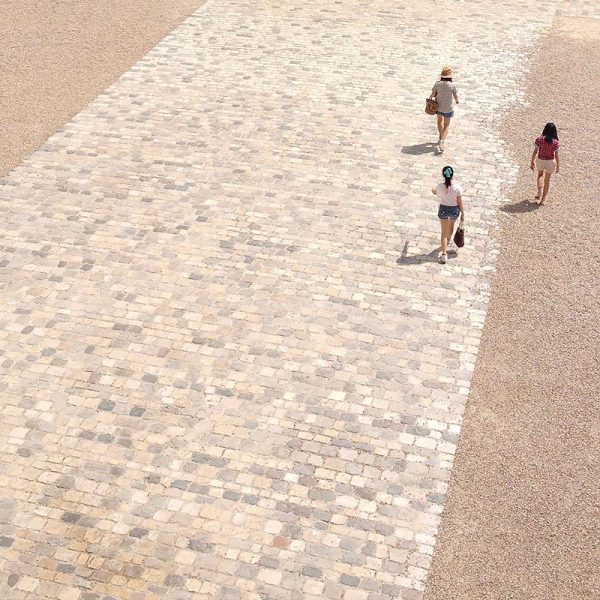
[433,80,458,113]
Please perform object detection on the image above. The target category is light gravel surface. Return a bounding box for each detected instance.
[0,0,206,177]
[425,16,600,600]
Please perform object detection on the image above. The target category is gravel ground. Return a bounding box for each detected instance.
[425,17,600,600]
[0,0,205,177]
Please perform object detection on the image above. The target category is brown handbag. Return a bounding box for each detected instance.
[425,96,439,115]
[453,223,465,248]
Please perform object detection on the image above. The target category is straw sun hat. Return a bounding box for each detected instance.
[441,66,453,77]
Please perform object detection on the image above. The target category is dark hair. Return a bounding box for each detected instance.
[442,166,454,188]
[542,122,558,144]
[441,77,453,82]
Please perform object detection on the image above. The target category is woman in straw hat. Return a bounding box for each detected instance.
[431,66,459,153]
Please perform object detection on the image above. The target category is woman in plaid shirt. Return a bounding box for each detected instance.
[530,122,560,205]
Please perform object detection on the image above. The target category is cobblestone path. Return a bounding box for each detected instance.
[0,1,559,598]
[557,0,600,17]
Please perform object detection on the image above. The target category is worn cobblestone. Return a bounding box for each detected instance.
[557,0,600,17]
[1,0,561,598]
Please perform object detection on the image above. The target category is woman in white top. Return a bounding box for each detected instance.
[431,165,465,264]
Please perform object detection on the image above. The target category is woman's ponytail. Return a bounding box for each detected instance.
[442,165,454,188]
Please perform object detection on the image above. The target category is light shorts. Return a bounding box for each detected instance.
[438,205,460,220]
[437,110,454,118]
[535,158,556,174]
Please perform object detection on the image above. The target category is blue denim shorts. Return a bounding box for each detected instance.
[438,205,460,220]
[437,110,454,118]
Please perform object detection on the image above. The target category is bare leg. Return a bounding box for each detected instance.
[535,170,544,199]
[441,117,451,141]
[447,219,456,250]
[440,219,453,255]
[540,172,552,204]
[436,115,443,142]
[440,219,447,255]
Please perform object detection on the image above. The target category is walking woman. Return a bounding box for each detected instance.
[530,122,560,204]
[432,165,464,264]
[431,66,459,153]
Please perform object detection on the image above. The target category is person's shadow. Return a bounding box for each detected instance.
[396,241,445,265]
[500,199,540,214]
[401,142,440,156]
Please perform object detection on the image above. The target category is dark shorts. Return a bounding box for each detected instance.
[438,205,460,220]
[437,110,454,118]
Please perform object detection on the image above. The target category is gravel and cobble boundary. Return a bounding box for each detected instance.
[0,0,206,177]
[425,16,600,600]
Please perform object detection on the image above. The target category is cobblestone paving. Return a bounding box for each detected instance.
[557,0,600,18]
[1,1,559,598]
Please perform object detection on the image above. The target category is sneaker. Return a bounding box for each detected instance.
[438,253,447,264]
[439,140,445,153]
[447,242,458,254]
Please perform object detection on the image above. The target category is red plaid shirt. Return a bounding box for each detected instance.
[535,136,560,160]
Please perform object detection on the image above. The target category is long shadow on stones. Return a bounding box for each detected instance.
[500,199,541,214]
[396,242,444,265]
[401,142,440,156]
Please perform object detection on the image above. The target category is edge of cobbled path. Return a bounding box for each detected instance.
[425,16,600,600]
[0,0,206,178]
